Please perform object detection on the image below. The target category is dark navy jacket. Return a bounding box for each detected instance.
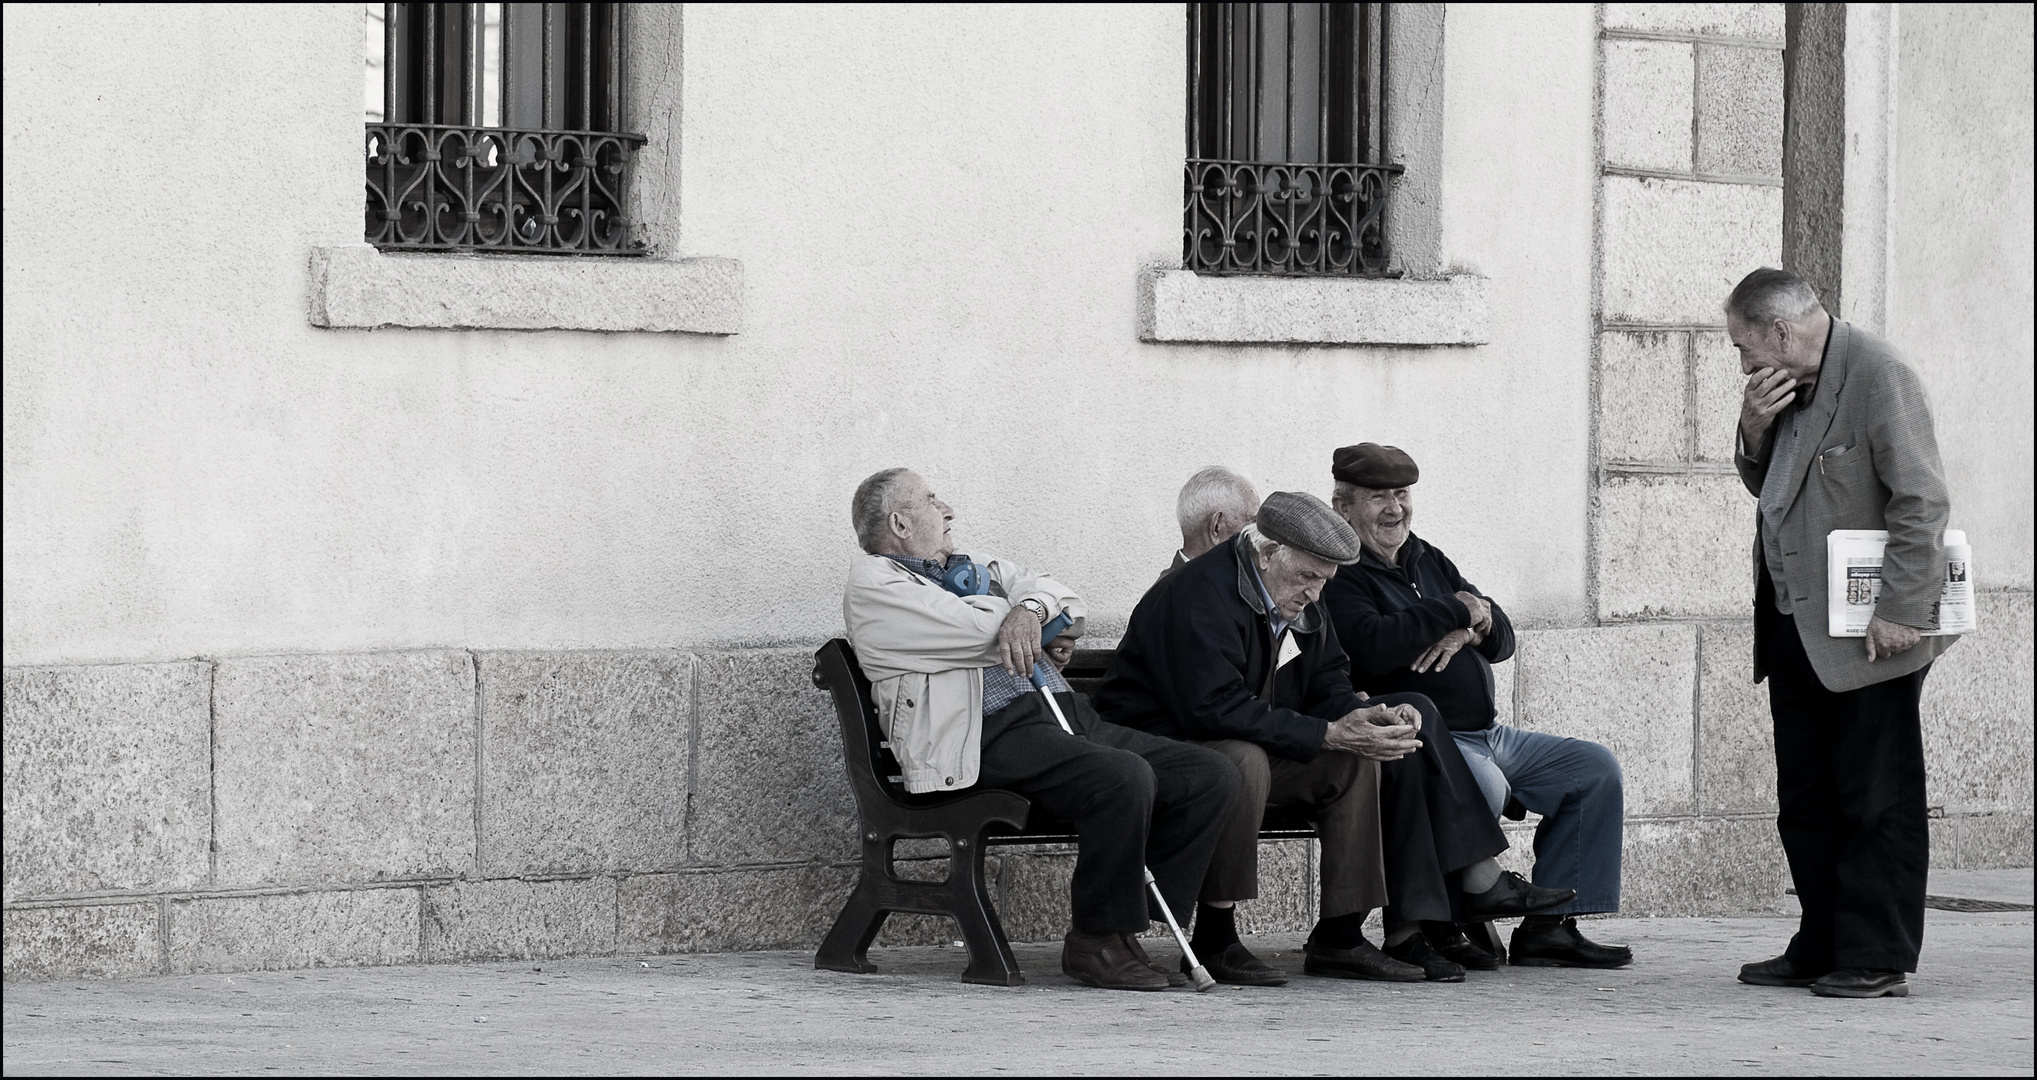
[1093,532,1365,763]
[1321,533,1514,731]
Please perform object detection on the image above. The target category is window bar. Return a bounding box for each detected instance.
[541,2,555,129]
[463,3,483,126]
[1316,2,1329,164]
[384,4,400,123]
[1282,2,1294,163]
[1220,4,1234,160]
[1349,2,1363,165]
[580,3,594,129]
[1375,2,1389,164]
[1245,3,1259,161]
[606,2,622,132]
[1186,4,1201,157]
[423,3,438,124]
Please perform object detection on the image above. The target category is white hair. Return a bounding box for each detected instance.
[851,467,912,554]
[1725,267,1822,326]
[1176,466,1259,543]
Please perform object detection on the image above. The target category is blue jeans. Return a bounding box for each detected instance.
[1452,725,1623,915]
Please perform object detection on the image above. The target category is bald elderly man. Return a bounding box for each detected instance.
[842,468,1240,991]
[1323,443,1631,969]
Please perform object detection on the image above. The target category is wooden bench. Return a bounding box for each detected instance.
[810,638,1322,985]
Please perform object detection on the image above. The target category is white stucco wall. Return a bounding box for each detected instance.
[1887,3,2035,591]
[4,3,1598,666]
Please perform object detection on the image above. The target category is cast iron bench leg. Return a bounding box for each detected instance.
[948,836,1023,986]
[815,878,888,974]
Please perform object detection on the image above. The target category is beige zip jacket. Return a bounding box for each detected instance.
[842,554,1085,793]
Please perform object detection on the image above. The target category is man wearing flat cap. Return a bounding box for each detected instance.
[1096,492,1572,986]
[1325,443,1632,969]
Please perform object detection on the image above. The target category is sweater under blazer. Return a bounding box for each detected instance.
[842,553,1084,794]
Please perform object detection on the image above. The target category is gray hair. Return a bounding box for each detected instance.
[1725,267,1822,327]
[851,467,912,554]
[1177,466,1258,542]
[1332,479,1363,505]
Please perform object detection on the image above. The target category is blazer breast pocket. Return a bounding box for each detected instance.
[1816,444,1873,489]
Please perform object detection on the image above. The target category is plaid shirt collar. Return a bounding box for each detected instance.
[886,552,968,582]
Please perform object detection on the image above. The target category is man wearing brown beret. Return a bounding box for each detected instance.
[1096,491,1574,986]
[1324,443,1633,970]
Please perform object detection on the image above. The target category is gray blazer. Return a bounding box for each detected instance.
[1735,319,1959,692]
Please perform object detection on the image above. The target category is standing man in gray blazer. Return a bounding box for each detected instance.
[1725,267,1959,1000]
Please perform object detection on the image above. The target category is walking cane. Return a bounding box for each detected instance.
[1030,644,1217,993]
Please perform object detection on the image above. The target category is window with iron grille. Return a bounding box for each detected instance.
[1185,3,1400,276]
[366,3,643,255]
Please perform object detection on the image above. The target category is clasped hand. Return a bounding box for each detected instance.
[1412,591,1490,672]
[997,606,1043,675]
[1323,702,1423,761]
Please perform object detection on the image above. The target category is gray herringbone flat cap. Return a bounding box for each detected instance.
[1254,490,1361,564]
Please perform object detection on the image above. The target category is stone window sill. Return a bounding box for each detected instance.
[308,244,742,334]
[1138,268,1489,346]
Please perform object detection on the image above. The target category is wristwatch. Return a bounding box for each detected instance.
[1018,598,1049,623]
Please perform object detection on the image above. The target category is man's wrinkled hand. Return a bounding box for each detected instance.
[1324,708,1421,761]
[1414,628,1476,673]
[1740,366,1798,448]
[998,606,1043,676]
[1454,591,1492,635]
[1865,614,1921,662]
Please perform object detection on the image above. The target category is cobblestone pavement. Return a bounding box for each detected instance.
[4,909,2030,1076]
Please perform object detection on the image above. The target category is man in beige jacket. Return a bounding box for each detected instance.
[1725,268,1958,1000]
[843,468,1240,991]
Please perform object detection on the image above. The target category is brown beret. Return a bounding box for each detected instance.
[1331,442,1419,488]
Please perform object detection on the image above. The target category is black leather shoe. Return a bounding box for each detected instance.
[1738,954,1828,987]
[1461,871,1577,920]
[1062,931,1169,991]
[1120,933,1188,987]
[1383,933,1466,982]
[1302,936,1425,982]
[1509,917,1633,969]
[1810,968,1909,998]
[1427,923,1500,971]
[1193,941,1288,986]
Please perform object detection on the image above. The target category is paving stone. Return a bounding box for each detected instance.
[1604,3,1785,41]
[1602,175,1781,325]
[1600,330,1690,462]
[477,652,691,876]
[1696,43,1783,177]
[167,889,421,975]
[2,662,211,901]
[1921,592,2034,810]
[1959,809,2035,871]
[1515,624,1697,816]
[2,903,159,982]
[689,650,857,865]
[1619,817,1789,916]
[1598,472,1753,620]
[212,651,476,886]
[1692,329,1745,462]
[421,878,618,962]
[1698,622,1775,814]
[1603,38,1693,173]
[617,865,856,954]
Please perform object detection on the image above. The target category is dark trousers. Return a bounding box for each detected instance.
[1376,693,1510,926]
[1759,581,1931,972]
[978,690,1241,936]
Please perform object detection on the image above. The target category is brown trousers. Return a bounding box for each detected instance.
[1195,739,1387,919]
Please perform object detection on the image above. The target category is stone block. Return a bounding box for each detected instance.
[421,877,618,961]
[1140,270,1489,345]
[1698,622,1775,814]
[1620,817,1789,916]
[1599,331,1690,462]
[2,662,211,900]
[1696,44,1783,177]
[1233,839,1315,935]
[1921,591,2035,810]
[1603,38,1693,173]
[1598,472,1753,620]
[1692,330,1744,462]
[617,865,856,954]
[1515,624,1696,816]
[167,888,420,974]
[212,651,477,886]
[992,848,1077,944]
[2,903,159,982]
[1604,4,1785,42]
[1958,809,2034,870]
[477,652,691,876]
[689,650,857,865]
[1929,815,1961,869]
[1490,657,1517,728]
[1602,176,1781,325]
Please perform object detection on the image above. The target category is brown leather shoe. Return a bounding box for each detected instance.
[1062,931,1169,991]
[1121,933,1188,987]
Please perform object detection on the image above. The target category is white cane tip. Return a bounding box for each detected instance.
[1191,966,1217,993]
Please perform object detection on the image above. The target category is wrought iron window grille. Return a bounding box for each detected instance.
[1185,3,1401,276]
[366,3,645,256]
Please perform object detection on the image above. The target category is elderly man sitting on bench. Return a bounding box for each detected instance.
[842,468,1241,991]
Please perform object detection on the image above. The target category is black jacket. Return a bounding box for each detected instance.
[1321,533,1514,731]
[1094,532,1366,762]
